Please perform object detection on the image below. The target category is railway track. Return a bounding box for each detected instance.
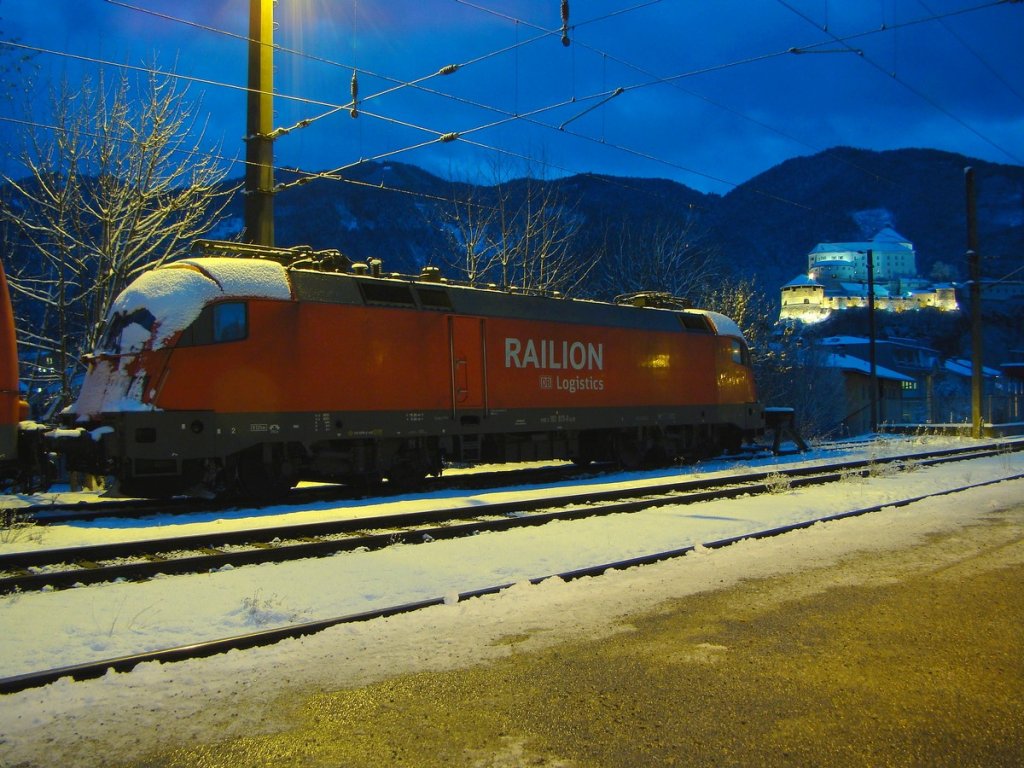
[2,461,1022,695]
[10,435,952,525]
[19,461,614,525]
[5,436,883,524]
[1,441,1018,596]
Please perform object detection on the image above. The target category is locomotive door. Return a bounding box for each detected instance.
[448,316,487,415]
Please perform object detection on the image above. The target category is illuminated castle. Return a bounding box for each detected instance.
[780,228,959,323]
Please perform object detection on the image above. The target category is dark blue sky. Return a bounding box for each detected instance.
[2,0,1022,194]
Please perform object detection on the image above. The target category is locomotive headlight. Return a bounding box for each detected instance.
[642,354,671,369]
[190,420,205,434]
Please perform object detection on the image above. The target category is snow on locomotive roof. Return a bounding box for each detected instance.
[109,258,292,348]
[686,310,747,342]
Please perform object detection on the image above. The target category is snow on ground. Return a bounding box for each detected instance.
[0,435,1019,680]
[0,434,997,549]
[0,436,1021,766]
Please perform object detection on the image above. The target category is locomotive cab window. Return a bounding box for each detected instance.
[177,301,248,347]
[730,338,751,367]
[99,307,156,354]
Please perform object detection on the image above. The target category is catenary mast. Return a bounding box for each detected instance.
[244,0,275,246]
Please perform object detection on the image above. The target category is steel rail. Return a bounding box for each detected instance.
[2,469,1022,695]
[14,438,1012,523]
[0,443,1018,595]
[20,462,608,525]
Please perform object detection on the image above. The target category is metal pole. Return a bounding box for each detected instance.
[244,0,275,246]
[867,248,878,433]
[965,167,982,438]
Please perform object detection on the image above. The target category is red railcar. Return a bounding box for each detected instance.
[61,241,764,497]
[0,259,53,493]
[0,260,20,467]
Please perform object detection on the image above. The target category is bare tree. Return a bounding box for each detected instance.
[441,157,591,295]
[598,214,720,302]
[1,66,235,412]
[439,182,498,286]
[495,175,586,294]
[0,3,37,106]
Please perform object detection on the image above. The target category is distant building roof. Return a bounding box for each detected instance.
[810,242,860,255]
[871,226,912,247]
[944,359,1002,378]
[817,336,938,353]
[810,227,914,255]
[782,274,822,288]
[818,335,869,346]
[822,353,915,383]
[830,282,891,298]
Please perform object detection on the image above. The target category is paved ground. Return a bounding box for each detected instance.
[138,504,1024,768]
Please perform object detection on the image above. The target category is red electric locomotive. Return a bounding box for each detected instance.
[59,240,764,498]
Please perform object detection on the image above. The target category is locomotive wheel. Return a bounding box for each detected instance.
[233,447,295,500]
[721,427,743,454]
[384,441,440,489]
[614,434,644,471]
[385,462,427,489]
[16,462,56,495]
[10,432,57,494]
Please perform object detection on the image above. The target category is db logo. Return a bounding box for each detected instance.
[539,375,553,390]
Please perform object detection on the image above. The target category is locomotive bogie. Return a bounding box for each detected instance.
[60,252,765,498]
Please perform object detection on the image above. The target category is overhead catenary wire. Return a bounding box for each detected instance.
[915,0,1024,106]
[0,23,913,207]
[451,0,1022,191]
[102,0,765,185]
[476,1,1019,160]
[776,0,1023,165]
[0,112,476,214]
[102,0,554,136]
[272,24,914,198]
[97,0,1013,196]
[5,0,1019,215]
[31,0,1022,182]
[0,110,637,222]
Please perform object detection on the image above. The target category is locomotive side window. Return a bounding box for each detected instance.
[417,287,452,310]
[177,302,248,347]
[678,314,712,333]
[359,281,416,307]
[213,302,247,342]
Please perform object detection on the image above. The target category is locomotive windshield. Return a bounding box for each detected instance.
[730,338,752,367]
[98,308,157,355]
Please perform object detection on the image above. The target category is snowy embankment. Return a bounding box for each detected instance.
[0,437,1020,768]
[0,436,1020,682]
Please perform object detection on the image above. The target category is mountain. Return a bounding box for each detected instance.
[709,147,1024,293]
[8,146,1021,300]
[231,147,1021,301]
[224,162,712,281]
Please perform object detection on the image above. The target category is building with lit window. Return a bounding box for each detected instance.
[812,336,1009,426]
